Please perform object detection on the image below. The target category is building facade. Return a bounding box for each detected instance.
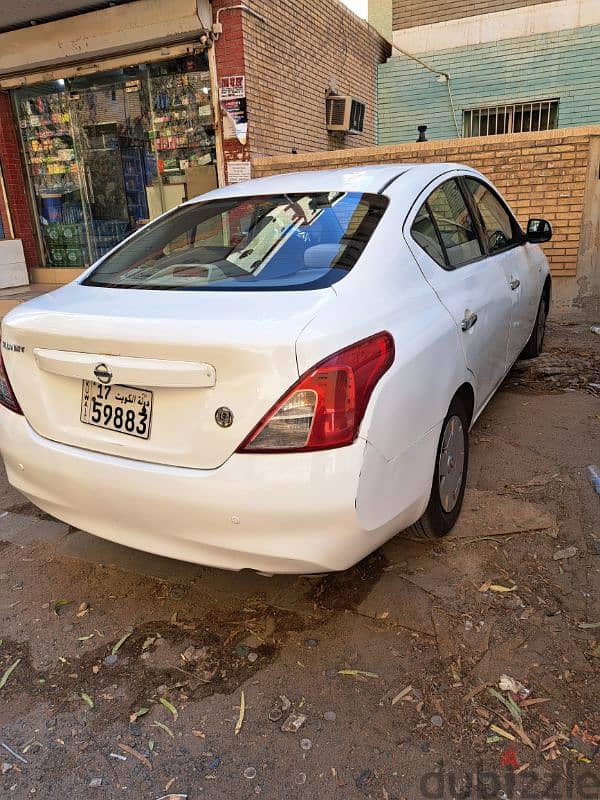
[373,0,600,144]
[0,0,389,285]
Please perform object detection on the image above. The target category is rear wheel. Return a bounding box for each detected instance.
[520,293,547,360]
[406,395,469,540]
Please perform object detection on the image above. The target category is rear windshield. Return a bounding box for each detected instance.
[83,191,388,291]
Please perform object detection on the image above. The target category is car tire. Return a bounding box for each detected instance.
[406,395,469,540]
[520,293,547,360]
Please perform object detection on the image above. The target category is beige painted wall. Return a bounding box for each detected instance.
[392,0,600,53]
[368,0,393,41]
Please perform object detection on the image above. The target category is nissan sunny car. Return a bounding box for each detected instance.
[0,164,552,573]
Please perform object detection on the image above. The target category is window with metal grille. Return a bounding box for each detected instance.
[463,100,559,137]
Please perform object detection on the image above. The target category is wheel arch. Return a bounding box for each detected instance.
[542,274,552,311]
[453,381,475,428]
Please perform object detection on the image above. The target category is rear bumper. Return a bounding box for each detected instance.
[0,407,407,573]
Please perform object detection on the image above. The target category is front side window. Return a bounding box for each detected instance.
[463,177,520,254]
[83,191,388,290]
[425,180,483,268]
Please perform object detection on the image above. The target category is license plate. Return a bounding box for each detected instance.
[80,380,153,439]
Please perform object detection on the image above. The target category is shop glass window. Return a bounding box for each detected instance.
[463,177,520,254]
[13,52,217,269]
[83,191,388,291]
[426,180,483,269]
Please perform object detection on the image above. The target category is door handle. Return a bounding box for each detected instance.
[510,277,521,290]
[461,310,478,331]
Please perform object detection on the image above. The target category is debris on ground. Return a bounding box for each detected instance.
[567,725,600,762]
[587,465,600,494]
[76,601,90,617]
[553,545,578,560]
[53,599,73,616]
[498,674,530,699]
[0,740,27,764]
[117,742,152,769]
[281,712,307,733]
[155,795,188,800]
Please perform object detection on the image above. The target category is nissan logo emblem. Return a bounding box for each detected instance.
[93,363,113,384]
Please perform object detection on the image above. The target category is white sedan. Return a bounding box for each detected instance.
[0,164,552,573]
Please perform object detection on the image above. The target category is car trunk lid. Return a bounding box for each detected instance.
[2,284,334,469]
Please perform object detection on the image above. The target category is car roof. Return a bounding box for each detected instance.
[188,163,474,203]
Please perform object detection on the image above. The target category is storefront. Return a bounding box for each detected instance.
[13,51,218,269]
[0,0,389,286]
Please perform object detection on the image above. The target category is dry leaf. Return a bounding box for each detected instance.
[76,602,90,618]
[489,723,516,741]
[235,690,245,735]
[118,743,152,769]
[0,659,20,689]
[391,685,413,705]
[338,669,379,678]
[111,631,133,655]
[159,698,178,720]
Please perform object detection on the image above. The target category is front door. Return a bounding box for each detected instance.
[406,176,513,409]
[461,176,540,366]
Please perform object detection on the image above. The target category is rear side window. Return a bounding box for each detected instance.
[463,177,521,254]
[411,205,446,267]
[426,180,483,268]
[83,191,388,291]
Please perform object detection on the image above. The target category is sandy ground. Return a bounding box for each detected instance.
[0,317,599,800]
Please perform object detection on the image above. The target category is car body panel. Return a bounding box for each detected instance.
[0,163,551,572]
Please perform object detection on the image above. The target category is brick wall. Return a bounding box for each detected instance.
[239,0,390,158]
[0,162,10,239]
[253,126,600,279]
[392,0,557,30]
[212,0,251,184]
[378,26,600,144]
[0,92,39,269]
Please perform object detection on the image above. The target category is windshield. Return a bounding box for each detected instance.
[82,191,388,291]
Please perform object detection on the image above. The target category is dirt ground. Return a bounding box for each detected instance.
[0,316,599,800]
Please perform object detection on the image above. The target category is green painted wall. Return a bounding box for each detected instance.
[378,26,600,143]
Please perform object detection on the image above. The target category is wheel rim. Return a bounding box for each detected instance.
[536,301,546,352]
[438,415,465,513]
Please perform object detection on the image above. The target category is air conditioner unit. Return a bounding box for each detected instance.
[326,95,366,134]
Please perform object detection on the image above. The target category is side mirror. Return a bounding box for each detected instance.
[526,218,552,244]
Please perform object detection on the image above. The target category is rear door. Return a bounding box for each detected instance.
[461,176,540,365]
[405,176,513,408]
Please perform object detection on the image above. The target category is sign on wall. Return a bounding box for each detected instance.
[219,75,245,100]
[227,161,252,184]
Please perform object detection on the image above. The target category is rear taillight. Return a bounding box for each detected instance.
[238,332,394,453]
[0,348,22,415]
